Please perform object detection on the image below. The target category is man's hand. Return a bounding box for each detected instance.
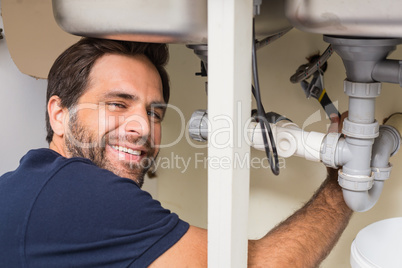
[328,113,341,133]
[327,112,348,178]
[328,112,348,134]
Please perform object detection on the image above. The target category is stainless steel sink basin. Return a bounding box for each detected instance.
[52,0,292,44]
[285,0,402,38]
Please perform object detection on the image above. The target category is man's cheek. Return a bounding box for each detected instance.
[151,126,162,148]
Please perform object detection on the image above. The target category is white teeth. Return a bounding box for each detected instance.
[128,148,141,156]
[112,145,141,156]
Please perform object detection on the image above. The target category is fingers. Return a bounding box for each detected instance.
[328,111,348,134]
[339,111,348,133]
[328,113,340,133]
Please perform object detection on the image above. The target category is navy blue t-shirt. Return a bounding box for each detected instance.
[0,149,189,267]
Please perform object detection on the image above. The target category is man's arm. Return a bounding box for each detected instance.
[248,167,352,267]
[149,225,208,267]
[151,115,352,267]
[248,113,352,267]
[151,169,351,268]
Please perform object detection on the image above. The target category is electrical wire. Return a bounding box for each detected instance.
[252,18,280,175]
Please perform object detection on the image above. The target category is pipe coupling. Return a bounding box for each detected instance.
[372,164,393,181]
[321,132,341,168]
[344,80,381,98]
[342,119,379,139]
[338,170,374,191]
[189,110,208,142]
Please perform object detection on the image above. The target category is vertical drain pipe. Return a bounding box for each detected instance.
[323,36,402,212]
[338,81,381,212]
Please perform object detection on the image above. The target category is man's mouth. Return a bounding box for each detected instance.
[110,145,142,156]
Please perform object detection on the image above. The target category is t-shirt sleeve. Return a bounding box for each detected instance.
[24,160,189,268]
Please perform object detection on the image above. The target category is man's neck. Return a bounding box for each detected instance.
[49,137,67,157]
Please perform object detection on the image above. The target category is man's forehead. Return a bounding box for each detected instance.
[83,54,163,99]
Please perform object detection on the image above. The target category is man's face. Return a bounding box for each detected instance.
[64,53,165,187]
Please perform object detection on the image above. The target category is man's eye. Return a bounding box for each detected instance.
[107,103,126,110]
[148,110,162,121]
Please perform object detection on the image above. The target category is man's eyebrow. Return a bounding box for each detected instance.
[150,101,167,108]
[150,101,167,114]
[104,90,166,112]
[103,91,138,101]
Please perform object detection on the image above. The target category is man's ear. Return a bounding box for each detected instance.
[48,96,68,138]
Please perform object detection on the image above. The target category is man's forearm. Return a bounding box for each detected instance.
[248,168,353,267]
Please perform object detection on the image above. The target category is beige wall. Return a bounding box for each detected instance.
[165,33,402,267]
[3,1,402,266]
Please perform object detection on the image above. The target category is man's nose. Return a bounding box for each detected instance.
[123,110,151,139]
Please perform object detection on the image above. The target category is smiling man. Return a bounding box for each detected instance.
[47,41,167,188]
[0,38,197,267]
[50,52,164,187]
[0,38,352,267]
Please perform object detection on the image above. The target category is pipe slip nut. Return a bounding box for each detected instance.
[321,132,342,168]
[344,80,381,98]
[189,110,208,142]
[338,170,374,191]
[372,164,393,181]
[342,119,379,139]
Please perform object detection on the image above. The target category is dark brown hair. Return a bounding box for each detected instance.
[45,37,170,143]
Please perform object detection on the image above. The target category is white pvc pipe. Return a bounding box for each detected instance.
[248,120,325,162]
[248,119,401,212]
[248,117,401,213]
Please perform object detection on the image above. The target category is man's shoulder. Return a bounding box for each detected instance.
[15,148,100,178]
[2,148,118,191]
[23,148,94,168]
